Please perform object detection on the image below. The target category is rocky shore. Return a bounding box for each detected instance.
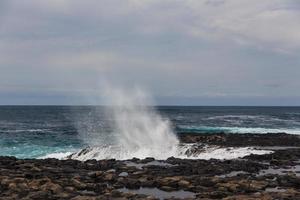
[179,132,300,147]
[1,133,300,200]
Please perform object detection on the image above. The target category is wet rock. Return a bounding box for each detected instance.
[217,182,240,193]
[94,183,107,193]
[180,133,300,147]
[87,171,103,178]
[139,177,155,187]
[1,133,300,199]
[159,176,181,187]
[124,178,141,189]
[103,173,116,181]
[17,182,29,191]
[106,169,116,173]
[71,195,98,200]
[248,180,268,191]
[65,186,76,193]
[71,178,87,190]
[141,157,155,163]
[278,175,300,188]
[40,181,63,193]
[28,178,51,190]
[8,182,17,191]
[26,191,50,200]
[178,180,191,188]
[111,189,122,197]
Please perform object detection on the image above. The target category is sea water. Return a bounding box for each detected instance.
[0,106,299,159]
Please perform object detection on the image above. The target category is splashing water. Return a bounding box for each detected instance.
[76,87,179,160]
[66,87,272,161]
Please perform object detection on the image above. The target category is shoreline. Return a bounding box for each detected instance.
[178,132,300,147]
[1,133,300,199]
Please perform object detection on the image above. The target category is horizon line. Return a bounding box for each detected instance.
[0,104,300,107]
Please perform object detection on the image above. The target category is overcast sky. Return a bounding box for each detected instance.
[0,0,299,105]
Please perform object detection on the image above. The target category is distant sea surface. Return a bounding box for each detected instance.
[0,106,300,159]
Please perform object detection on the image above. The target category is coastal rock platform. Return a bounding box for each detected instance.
[1,133,300,200]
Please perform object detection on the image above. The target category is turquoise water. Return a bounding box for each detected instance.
[0,106,300,158]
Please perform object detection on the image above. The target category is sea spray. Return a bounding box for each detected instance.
[67,87,273,160]
[107,87,179,159]
[73,86,180,160]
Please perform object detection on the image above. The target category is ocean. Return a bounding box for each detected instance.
[0,106,299,159]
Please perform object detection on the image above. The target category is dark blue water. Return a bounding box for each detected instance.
[0,106,300,158]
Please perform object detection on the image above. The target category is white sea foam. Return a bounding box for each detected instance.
[39,152,73,159]
[178,144,273,160]
[63,87,274,161]
[74,86,180,160]
[206,115,264,120]
[107,88,179,159]
[68,145,177,160]
[1,129,51,133]
[206,115,300,126]
[178,125,300,135]
[66,144,272,161]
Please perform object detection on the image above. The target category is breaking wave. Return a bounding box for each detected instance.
[73,87,180,160]
[44,144,272,161]
[177,126,300,134]
[41,88,275,161]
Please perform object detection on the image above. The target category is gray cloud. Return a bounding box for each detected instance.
[0,0,299,105]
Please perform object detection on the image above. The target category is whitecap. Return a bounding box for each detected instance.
[66,144,272,161]
[178,125,300,134]
[39,152,73,160]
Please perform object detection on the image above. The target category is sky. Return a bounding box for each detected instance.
[0,0,299,106]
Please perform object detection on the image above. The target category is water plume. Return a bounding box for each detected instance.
[68,86,273,161]
[74,86,180,160]
[105,87,179,159]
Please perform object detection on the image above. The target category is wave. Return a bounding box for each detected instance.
[68,144,179,161]
[205,115,300,125]
[206,115,264,120]
[52,144,273,161]
[39,152,74,160]
[0,129,51,133]
[74,87,180,161]
[177,126,300,134]
[178,144,272,160]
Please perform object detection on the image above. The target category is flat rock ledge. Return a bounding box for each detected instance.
[0,133,300,200]
[179,132,300,147]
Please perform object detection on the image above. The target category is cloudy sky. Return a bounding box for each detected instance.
[0,0,299,105]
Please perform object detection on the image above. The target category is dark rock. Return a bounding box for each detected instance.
[1,133,300,199]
